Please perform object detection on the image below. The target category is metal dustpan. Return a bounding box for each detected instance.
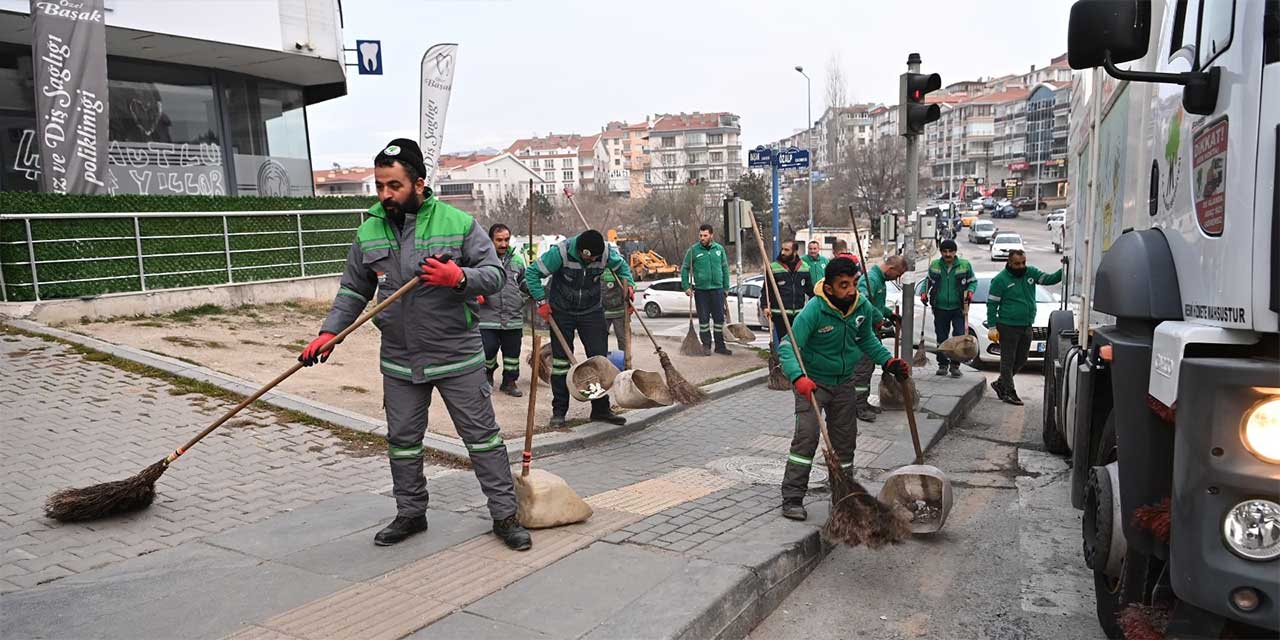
[876,381,953,533]
[723,293,756,345]
[929,334,979,362]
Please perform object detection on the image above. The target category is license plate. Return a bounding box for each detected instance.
[1032,341,1046,353]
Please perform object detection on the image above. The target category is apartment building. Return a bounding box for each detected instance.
[646,112,742,198]
[595,120,650,198]
[577,134,600,192]
[812,104,876,177]
[505,134,589,197]
[434,152,545,214]
[313,167,374,197]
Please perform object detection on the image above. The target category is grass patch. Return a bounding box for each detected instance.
[132,320,166,328]
[164,304,226,323]
[699,365,765,387]
[0,322,468,468]
[241,339,267,346]
[162,336,227,349]
[339,385,369,394]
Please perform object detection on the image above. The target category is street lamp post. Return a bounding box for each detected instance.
[795,65,813,237]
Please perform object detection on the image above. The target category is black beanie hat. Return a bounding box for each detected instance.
[940,239,958,251]
[376,138,427,181]
[578,230,605,260]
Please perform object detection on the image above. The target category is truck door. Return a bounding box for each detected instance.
[1155,0,1266,331]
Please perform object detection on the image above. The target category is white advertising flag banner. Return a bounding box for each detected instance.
[419,43,458,186]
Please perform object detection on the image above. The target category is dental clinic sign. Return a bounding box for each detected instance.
[30,0,109,194]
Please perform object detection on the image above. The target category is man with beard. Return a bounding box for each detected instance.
[986,250,1061,405]
[527,229,634,428]
[760,240,813,346]
[920,239,977,378]
[852,254,908,422]
[681,224,732,356]
[298,139,531,551]
[776,257,910,521]
[477,223,526,397]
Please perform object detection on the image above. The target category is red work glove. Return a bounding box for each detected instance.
[419,256,463,288]
[537,302,552,321]
[874,320,885,332]
[475,295,486,305]
[793,376,817,399]
[919,290,928,306]
[964,290,974,304]
[625,285,634,301]
[884,357,910,381]
[298,332,338,366]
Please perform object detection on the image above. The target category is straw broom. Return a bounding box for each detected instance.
[745,213,909,548]
[679,256,702,357]
[46,278,421,522]
[563,190,705,405]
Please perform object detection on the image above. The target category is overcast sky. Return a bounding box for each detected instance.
[307,0,1075,169]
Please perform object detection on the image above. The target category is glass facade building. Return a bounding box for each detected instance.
[1,44,315,196]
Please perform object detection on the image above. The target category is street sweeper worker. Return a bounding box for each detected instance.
[777,257,911,521]
[801,240,829,276]
[920,239,977,378]
[681,224,733,356]
[297,139,532,551]
[527,229,634,429]
[760,240,813,347]
[477,223,527,398]
[851,254,909,423]
[985,249,1061,406]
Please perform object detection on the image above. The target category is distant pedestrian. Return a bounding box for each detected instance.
[920,239,977,378]
[477,223,526,398]
[760,240,813,346]
[681,224,733,356]
[986,250,1062,405]
[801,240,829,276]
[777,257,909,521]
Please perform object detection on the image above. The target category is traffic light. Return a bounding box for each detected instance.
[898,72,941,136]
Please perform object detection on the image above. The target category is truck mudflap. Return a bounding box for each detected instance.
[1170,357,1279,632]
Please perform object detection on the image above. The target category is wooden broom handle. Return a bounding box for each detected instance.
[744,213,840,462]
[523,333,542,476]
[174,277,420,458]
[545,314,578,366]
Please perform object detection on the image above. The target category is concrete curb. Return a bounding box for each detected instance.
[3,318,766,465]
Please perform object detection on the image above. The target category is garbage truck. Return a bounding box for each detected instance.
[1041,1,1278,637]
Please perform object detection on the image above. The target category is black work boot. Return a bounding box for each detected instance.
[701,345,713,357]
[949,364,962,378]
[857,407,877,422]
[590,411,627,426]
[548,414,567,429]
[373,515,428,546]
[499,380,523,397]
[1004,388,1024,406]
[991,379,1008,401]
[936,364,948,376]
[493,515,532,551]
[781,498,807,521]
[714,344,733,356]
[871,403,884,414]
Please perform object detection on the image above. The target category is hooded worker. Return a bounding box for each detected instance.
[297,139,531,551]
[527,229,634,428]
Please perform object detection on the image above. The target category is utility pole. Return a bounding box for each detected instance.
[795,65,814,236]
[899,52,941,359]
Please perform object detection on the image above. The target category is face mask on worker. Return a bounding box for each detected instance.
[824,274,858,312]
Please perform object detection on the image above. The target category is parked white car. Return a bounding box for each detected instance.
[990,233,1024,261]
[968,219,997,244]
[637,278,687,318]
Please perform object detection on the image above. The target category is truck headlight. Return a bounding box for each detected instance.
[1222,499,1280,561]
[1242,397,1280,464]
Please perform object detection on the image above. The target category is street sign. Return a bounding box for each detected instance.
[747,146,773,168]
[776,147,810,170]
[356,40,383,75]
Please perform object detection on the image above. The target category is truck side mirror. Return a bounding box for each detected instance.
[1067,0,1151,70]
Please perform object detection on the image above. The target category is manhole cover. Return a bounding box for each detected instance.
[706,455,828,486]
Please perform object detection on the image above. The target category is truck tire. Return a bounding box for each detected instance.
[1084,415,1125,638]
[1042,352,1069,454]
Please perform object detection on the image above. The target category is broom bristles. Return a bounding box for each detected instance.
[819,450,911,548]
[45,459,169,522]
[659,349,707,405]
[1133,498,1171,543]
[767,352,790,390]
[679,325,703,357]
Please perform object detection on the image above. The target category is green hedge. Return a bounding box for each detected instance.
[1,194,377,302]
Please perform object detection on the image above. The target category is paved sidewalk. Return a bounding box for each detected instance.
[0,331,449,593]
[2,329,983,640]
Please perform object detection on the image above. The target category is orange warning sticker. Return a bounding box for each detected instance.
[1191,117,1228,236]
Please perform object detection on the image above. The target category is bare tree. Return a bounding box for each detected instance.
[824,52,848,112]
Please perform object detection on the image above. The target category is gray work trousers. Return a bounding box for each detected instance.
[384,367,516,520]
[996,323,1032,394]
[781,378,859,500]
[852,356,876,412]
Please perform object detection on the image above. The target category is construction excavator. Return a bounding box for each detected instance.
[607,230,679,281]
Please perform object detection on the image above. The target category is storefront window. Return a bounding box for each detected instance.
[0,45,37,192]
[105,59,225,195]
[223,77,312,196]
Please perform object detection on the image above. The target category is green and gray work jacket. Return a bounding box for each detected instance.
[477,250,527,330]
[320,198,505,383]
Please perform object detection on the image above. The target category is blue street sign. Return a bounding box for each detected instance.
[776,147,810,170]
[355,40,383,75]
[747,146,773,168]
